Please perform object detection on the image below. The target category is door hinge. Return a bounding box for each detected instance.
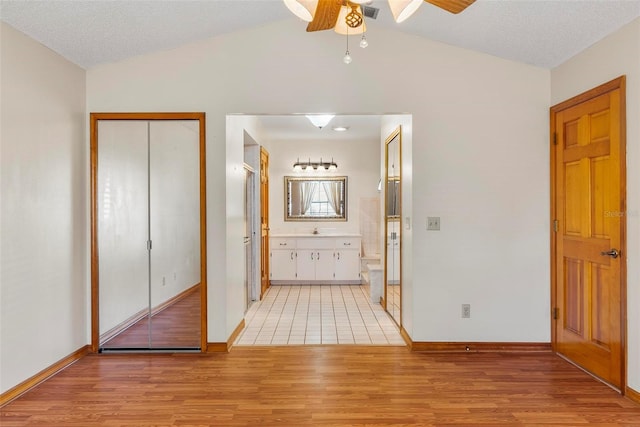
[552,307,559,320]
[553,133,558,145]
[147,240,152,251]
[553,220,558,233]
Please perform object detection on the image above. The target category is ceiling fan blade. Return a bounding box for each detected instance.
[424,0,476,14]
[306,0,342,32]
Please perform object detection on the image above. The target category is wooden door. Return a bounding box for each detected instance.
[551,76,626,390]
[260,147,270,299]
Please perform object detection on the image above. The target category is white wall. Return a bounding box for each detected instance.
[551,17,640,392]
[263,134,381,236]
[0,23,87,393]
[86,18,550,347]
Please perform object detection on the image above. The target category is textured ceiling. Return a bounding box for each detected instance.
[2,0,638,144]
[1,0,639,70]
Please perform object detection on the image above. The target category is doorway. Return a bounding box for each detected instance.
[230,114,408,346]
[90,112,207,352]
[244,165,257,311]
[550,76,626,390]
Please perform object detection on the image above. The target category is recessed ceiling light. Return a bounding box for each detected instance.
[332,126,349,132]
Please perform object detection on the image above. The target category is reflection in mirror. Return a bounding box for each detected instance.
[384,127,401,325]
[386,179,400,217]
[285,176,347,221]
[93,115,205,351]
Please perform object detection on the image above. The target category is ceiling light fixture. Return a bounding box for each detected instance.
[283,0,424,62]
[388,0,422,23]
[283,0,317,22]
[293,158,338,171]
[305,114,335,128]
[332,126,349,132]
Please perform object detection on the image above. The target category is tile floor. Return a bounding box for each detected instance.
[236,284,406,346]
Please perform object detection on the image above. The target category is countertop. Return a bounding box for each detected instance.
[271,233,361,238]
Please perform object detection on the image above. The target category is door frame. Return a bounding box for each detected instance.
[383,126,402,325]
[90,112,208,352]
[549,76,627,390]
[243,163,258,309]
[260,146,270,299]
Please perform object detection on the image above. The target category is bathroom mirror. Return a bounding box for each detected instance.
[284,176,347,221]
[384,127,401,326]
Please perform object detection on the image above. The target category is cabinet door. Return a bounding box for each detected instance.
[296,249,316,281]
[270,250,296,281]
[315,249,335,281]
[335,249,361,281]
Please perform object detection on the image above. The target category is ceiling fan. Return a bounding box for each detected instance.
[284,0,476,33]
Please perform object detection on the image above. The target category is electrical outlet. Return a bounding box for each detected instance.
[461,304,471,318]
[427,216,440,231]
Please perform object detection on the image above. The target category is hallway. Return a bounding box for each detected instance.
[236,285,405,346]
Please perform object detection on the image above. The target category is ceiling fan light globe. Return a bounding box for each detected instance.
[283,0,318,22]
[388,0,422,23]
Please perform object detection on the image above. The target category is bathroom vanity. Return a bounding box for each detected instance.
[270,234,361,284]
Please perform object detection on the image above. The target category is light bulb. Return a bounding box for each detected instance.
[359,36,368,48]
[343,51,352,64]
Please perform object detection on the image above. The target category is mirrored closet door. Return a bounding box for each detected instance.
[91,113,206,351]
[384,127,401,326]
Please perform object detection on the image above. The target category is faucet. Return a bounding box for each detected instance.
[312,227,319,235]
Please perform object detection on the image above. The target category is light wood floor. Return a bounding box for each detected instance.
[101,287,201,349]
[2,346,639,426]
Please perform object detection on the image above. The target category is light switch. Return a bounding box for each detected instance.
[427,217,440,231]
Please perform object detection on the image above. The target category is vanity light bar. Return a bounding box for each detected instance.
[293,158,337,171]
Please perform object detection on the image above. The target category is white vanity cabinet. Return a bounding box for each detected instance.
[270,235,361,284]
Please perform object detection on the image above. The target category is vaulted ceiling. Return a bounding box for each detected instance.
[2,0,638,143]
[1,0,639,70]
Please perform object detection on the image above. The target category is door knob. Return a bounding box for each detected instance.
[600,249,619,259]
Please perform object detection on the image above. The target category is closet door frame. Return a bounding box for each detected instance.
[90,112,207,352]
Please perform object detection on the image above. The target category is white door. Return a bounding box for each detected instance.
[315,249,335,281]
[270,250,297,281]
[296,249,316,281]
[335,250,361,281]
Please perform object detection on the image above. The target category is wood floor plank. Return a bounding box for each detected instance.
[101,286,201,349]
[1,346,639,426]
